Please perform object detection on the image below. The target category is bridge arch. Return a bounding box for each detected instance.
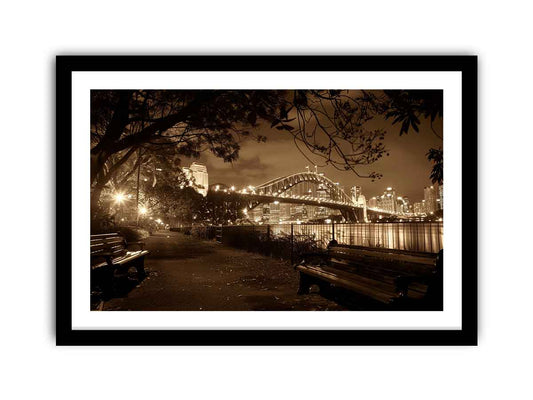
[255,172,354,205]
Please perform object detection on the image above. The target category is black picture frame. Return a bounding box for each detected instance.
[56,55,477,346]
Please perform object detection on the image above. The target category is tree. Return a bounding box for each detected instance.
[384,90,444,184]
[91,90,443,221]
[202,191,250,225]
[90,90,285,208]
[91,90,389,203]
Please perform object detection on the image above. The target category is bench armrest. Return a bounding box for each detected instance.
[90,253,115,267]
[127,241,146,250]
[294,252,329,268]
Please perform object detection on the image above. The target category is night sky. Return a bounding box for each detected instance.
[185,101,443,203]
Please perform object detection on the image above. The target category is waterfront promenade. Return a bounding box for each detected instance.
[101,231,346,311]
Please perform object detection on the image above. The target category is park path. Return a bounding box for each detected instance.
[103,231,346,311]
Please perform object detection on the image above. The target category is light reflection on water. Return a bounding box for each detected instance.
[271,222,443,254]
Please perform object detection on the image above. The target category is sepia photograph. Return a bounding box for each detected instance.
[90,89,444,312]
[57,56,476,345]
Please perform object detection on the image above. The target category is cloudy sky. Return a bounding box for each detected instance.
[185,97,443,203]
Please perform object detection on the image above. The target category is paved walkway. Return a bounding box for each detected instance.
[103,231,346,311]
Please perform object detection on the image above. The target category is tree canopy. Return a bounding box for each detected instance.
[90,89,443,224]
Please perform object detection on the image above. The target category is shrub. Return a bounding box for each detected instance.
[117,226,150,242]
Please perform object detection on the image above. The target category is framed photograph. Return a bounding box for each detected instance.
[57,55,477,345]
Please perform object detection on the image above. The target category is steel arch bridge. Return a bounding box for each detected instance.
[255,172,354,203]
[216,171,367,222]
[210,171,402,222]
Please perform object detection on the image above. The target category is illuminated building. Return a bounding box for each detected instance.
[182,162,209,196]
[315,183,329,217]
[413,201,425,215]
[380,187,397,213]
[351,186,362,204]
[424,185,438,213]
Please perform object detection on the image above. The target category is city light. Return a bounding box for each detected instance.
[138,206,147,215]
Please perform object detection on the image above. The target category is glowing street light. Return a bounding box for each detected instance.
[113,192,126,204]
[138,206,148,215]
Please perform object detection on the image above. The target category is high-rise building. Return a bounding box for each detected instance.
[413,201,425,215]
[269,202,281,222]
[380,187,397,213]
[368,196,379,209]
[437,184,444,210]
[315,183,329,218]
[183,162,209,196]
[424,185,438,213]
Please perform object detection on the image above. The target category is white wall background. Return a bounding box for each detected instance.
[0,1,531,399]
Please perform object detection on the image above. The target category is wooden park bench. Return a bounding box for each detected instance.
[295,242,443,309]
[90,233,149,297]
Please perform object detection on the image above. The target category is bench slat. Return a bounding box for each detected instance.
[296,244,441,305]
[330,247,436,267]
[296,265,396,304]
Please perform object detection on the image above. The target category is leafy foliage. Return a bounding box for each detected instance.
[427,147,443,185]
[90,90,444,222]
[384,90,443,135]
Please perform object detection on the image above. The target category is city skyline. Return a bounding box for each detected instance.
[183,112,442,204]
[182,158,442,208]
[184,160,442,219]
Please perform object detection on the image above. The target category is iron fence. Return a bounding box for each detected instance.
[185,222,443,261]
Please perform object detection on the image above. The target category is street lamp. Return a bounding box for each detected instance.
[136,204,148,227]
[113,192,127,223]
[113,192,126,204]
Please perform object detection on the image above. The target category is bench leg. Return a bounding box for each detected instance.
[99,267,116,300]
[318,281,332,295]
[135,257,146,280]
[297,272,311,295]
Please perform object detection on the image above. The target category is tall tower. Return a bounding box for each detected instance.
[350,186,362,204]
[381,187,397,213]
[424,185,438,213]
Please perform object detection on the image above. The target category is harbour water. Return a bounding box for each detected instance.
[271,222,443,253]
